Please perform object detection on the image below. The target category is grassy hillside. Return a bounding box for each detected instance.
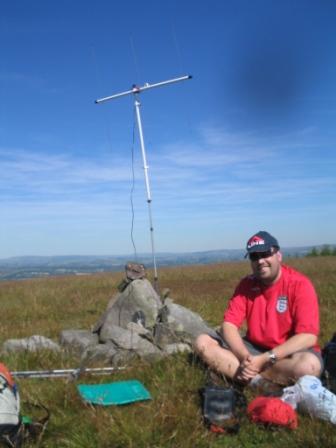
[1,257,336,447]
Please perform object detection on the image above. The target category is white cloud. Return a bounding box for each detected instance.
[0,124,335,256]
[0,147,139,194]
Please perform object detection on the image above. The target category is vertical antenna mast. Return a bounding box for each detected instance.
[95,74,192,284]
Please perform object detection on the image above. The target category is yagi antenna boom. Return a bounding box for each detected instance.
[95,75,192,285]
[95,75,192,104]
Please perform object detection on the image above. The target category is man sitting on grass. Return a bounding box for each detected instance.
[195,230,323,388]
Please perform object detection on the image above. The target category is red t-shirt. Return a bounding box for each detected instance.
[223,264,320,351]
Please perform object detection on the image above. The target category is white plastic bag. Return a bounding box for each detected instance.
[281,383,301,410]
[282,375,336,424]
[0,374,20,425]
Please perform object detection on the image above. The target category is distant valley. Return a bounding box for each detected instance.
[0,245,332,281]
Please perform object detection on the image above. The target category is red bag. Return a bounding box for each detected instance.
[248,396,298,430]
[0,363,15,389]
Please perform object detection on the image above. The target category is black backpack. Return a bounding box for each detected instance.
[200,385,246,434]
[322,333,336,394]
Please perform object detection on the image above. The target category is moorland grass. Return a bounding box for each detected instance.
[0,257,336,447]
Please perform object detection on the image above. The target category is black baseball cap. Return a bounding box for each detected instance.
[245,231,280,257]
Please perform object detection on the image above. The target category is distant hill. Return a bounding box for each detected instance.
[0,244,334,281]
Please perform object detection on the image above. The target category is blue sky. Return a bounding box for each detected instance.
[0,1,335,258]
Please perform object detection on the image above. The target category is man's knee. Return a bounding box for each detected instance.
[194,334,240,377]
[194,333,214,355]
[291,352,322,378]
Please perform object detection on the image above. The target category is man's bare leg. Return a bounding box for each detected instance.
[194,334,240,379]
[261,351,322,385]
[196,335,322,387]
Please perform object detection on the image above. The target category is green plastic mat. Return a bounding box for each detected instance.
[22,415,33,424]
[77,380,152,406]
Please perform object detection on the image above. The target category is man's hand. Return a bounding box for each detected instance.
[236,353,268,382]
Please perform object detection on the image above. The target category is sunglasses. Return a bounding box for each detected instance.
[249,249,277,262]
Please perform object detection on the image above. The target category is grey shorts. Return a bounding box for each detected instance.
[208,329,324,369]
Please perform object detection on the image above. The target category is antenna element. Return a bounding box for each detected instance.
[95,75,192,284]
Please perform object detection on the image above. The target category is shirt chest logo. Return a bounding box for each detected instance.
[276,296,288,313]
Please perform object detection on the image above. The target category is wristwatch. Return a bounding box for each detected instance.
[268,350,277,364]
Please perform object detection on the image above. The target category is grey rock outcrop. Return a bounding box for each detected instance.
[153,322,181,348]
[81,342,136,366]
[59,330,99,356]
[87,276,213,363]
[2,335,61,354]
[94,279,162,334]
[99,324,163,361]
[163,300,212,343]
[2,265,213,366]
[163,343,192,355]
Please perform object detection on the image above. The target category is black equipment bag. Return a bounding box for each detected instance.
[200,385,246,434]
[322,333,336,394]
